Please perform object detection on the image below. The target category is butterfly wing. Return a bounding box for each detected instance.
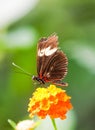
[44,50,68,86]
[37,34,58,77]
[44,50,68,81]
[37,34,68,86]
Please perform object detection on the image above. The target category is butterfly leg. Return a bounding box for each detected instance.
[52,80,68,87]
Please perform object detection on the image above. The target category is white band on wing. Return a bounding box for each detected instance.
[38,46,57,57]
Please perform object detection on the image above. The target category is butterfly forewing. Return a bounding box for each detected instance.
[37,34,68,86]
[37,35,58,76]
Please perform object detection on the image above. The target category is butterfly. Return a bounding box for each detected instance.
[32,34,68,87]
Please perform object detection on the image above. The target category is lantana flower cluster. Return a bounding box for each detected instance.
[28,85,72,119]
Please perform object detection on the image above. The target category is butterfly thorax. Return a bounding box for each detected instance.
[32,75,45,84]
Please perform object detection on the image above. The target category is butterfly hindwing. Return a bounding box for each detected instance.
[43,50,68,81]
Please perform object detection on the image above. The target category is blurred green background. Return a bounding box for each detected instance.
[0,0,95,130]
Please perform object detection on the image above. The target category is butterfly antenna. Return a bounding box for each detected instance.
[12,62,32,77]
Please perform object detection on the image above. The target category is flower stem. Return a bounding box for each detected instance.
[50,118,57,130]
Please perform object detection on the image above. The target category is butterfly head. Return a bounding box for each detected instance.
[32,75,45,84]
[32,75,37,80]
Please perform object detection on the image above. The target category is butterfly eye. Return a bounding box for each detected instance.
[32,75,35,80]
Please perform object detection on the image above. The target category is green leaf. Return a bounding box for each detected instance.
[8,119,16,129]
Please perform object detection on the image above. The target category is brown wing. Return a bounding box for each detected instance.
[37,34,58,77]
[37,34,68,81]
[42,50,68,81]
